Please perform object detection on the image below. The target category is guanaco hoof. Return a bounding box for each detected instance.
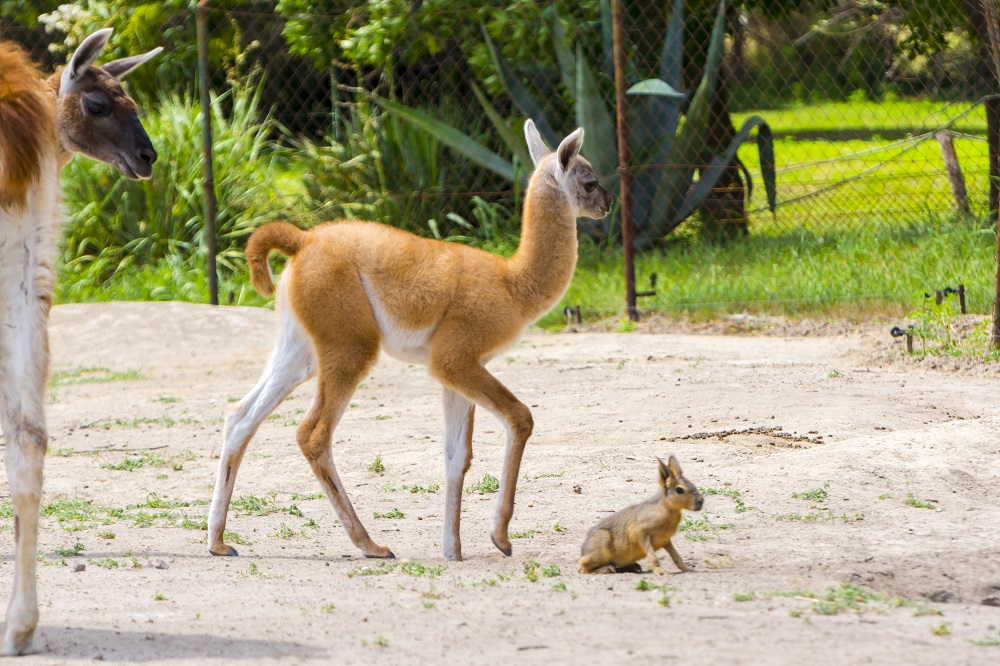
[365,550,395,559]
[491,535,513,557]
[210,547,238,557]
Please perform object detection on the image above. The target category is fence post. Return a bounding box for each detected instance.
[196,0,219,306]
[987,97,1000,212]
[984,0,1000,346]
[934,130,970,217]
[611,0,637,321]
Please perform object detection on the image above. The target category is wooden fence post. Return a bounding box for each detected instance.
[934,130,971,217]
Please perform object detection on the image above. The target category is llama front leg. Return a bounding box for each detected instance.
[207,312,315,556]
[441,388,474,561]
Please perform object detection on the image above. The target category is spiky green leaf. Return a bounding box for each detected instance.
[470,81,532,176]
[545,6,576,93]
[482,26,558,148]
[575,42,618,181]
[375,97,514,182]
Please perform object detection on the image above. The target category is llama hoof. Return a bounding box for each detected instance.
[490,534,512,557]
[209,546,238,557]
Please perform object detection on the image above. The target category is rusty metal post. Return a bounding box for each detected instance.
[611,0,637,321]
[197,0,219,306]
[985,0,1000,345]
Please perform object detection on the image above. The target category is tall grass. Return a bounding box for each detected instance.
[542,214,996,327]
[57,80,306,304]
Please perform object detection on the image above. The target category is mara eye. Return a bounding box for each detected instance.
[584,181,597,193]
[675,487,685,494]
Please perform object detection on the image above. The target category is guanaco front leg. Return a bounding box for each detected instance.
[441,388,475,561]
[664,541,690,572]
[431,353,532,557]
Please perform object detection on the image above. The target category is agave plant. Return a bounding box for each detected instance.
[377,0,775,248]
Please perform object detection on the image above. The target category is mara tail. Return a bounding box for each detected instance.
[0,42,56,213]
[245,221,307,296]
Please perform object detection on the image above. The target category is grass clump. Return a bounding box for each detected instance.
[466,473,499,494]
[792,482,830,503]
[368,454,385,473]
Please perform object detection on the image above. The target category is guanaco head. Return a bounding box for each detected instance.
[525,119,613,220]
[657,455,703,512]
[52,28,161,179]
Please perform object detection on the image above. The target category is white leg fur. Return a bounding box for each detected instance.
[441,388,474,561]
[207,277,316,555]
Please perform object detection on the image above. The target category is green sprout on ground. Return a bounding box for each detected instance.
[368,454,385,473]
[466,473,499,493]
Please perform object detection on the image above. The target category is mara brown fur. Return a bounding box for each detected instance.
[578,456,704,575]
[207,121,613,563]
[0,44,56,212]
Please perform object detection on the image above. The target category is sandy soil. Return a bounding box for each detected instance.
[2,301,1000,664]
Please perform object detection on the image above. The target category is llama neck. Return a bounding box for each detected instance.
[505,172,579,318]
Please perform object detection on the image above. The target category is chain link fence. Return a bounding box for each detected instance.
[3,1,997,250]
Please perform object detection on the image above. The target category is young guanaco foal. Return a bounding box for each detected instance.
[1,30,160,655]
[208,121,612,562]
[578,456,704,575]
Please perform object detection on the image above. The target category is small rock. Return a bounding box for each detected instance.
[928,590,956,603]
[73,563,86,573]
[572,485,582,494]
[983,597,1000,607]
[154,560,169,570]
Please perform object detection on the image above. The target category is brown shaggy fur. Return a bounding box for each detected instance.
[0,43,56,212]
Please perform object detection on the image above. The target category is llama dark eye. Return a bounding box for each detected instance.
[675,487,685,494]
[85,100,106,115]
[584,181,597,193]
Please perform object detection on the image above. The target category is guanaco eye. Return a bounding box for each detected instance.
[675,487,685,494]
[83,94,108,116]
[584,181,598,193]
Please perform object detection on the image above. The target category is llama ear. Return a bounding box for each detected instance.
[524,119,551,165]
[555,127,584,178]
[61,28,114,99]
[102,47,163,80]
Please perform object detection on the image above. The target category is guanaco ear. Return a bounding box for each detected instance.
[525,119,550,165]
[102,47,163,80]
[555,127,584,180]
[60,28,113,99]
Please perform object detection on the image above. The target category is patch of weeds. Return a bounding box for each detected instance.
[178,518,208,531]
[375,636,389,647]
[267,523,295,539]
[239,562,281,579]
[380,484,397,493]
[156,396,179,403]
[422,600,436,609]
[552,582,567,592]
[466,473,499,494]
[733,591,756,602]
[89,558,120,569]
[703,486,755,513]
[792,482,830,503]
[56,541,85,557]
[523,560,541,582]
[542,563,561,578]
[552,522,568,533]
[49,366,145,388]
[705,553,733,569]
[403,484,440,494]
[302,518,319,531]
[903,493,937,510]
[399,562,446,578]
[511,530,535,539]
[634,578,673,606]
[368,454,385,473]
[774,512,826,522]
[827,369,843,378]
[524,471,564,480]
[231,492,281,516]
[348,561,398,578]
[791,583,940,617]
[679,516,734,540]
[224,530,252,545]
[374,415,391,421]
[287,504,303,517]
[968,632,1000,646]
[97,530,115,540]
[290,492,324,501]
[931,623,951,636]
[878,494,895,500]
[320,602,335,612]
[152,592,167,601]
[616,318,636,333]
[373,507,405,519]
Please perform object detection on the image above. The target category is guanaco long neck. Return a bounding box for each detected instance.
[504,167,579,319]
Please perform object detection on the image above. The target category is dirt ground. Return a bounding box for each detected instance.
[3,301,1000,664]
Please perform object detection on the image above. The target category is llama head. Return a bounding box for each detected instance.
[55,28,161,179]
[524,119,613,220]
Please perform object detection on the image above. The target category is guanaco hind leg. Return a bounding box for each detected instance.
[441,388,475,561]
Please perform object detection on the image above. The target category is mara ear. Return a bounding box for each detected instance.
[524,119,551,166]
[101,47,164,80]
[555,127,584,179]
[667,455,684,480]
[60,28,114,99]
[657,457,673,490]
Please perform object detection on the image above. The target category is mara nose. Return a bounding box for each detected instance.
[694,497,704,511]
[139,145,157,166]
